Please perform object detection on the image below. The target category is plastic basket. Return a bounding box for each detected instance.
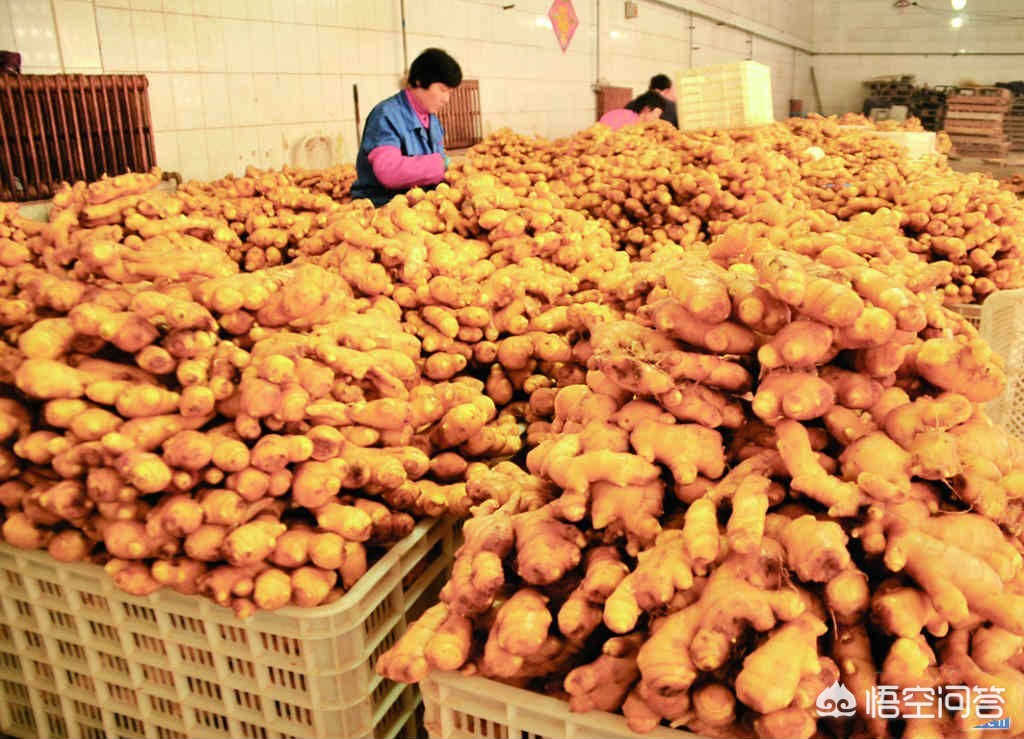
[0,516,457,739]
[675,61,773,132]
[950,288,1024,437]
[421,671,700,739]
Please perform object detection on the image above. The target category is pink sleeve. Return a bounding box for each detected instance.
[598,109,639,131]
[368,146,445,190]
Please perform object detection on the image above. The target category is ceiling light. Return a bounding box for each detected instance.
[950,15,964,27]
[951,0,966,10]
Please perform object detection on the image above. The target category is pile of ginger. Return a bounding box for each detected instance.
[1,113,1024,736]
[0,171,534,615]
[450,117,1024,304]
[378,234,1024,738]
[0,154,640,615]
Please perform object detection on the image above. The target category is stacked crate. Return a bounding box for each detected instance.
[0,517,458,739]
[863,74,916,109]
[675,61,774,132]
[944,86,1012,160]
[1007,93,1024,152]
[911,85,952,132]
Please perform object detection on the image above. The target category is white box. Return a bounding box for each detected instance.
[870,130,938,158]
[675,61,774,132]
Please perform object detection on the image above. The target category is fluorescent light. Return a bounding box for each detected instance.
[951,0,966,10]
[950,14,964,27]
[609,29,621,39]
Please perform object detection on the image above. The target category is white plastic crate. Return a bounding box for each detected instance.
[675,61,773,132]
[950,288,1024,437]
[421,671,699,739]
[0,516,456,739]
[868,131,937,159]
[836,128,937,160]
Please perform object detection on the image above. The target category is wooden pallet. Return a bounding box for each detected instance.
[946,110,1005,121]
[948,97,1005,106]
[951,132,1010,141]
[945,115,1004,127]
[953,144,1011,158]
[948,90,1010,108]
[947,103,1011,115]
[865,74,915,83]
[945,125,1006,136]
[950,134,1010,145]
[950,86,1012,101]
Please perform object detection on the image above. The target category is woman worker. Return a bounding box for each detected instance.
[597,90,667,131]
[350,48,462,206]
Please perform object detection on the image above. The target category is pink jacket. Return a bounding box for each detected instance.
[598,108,639,131]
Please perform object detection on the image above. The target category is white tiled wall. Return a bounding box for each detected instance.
[601,2,814,122]
[813,0,1024,114]
[599,0,687,101]
[5,0,62,72]
[54,0,102,71]
[2,0,815,180]
[659,0,812,50]
[405,0,597,139]
[2,0,371,179]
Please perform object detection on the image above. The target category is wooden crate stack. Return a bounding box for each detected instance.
[862,77,951,132]
[944,86,1012,160]
[911,85,952,132]
[1007,94,1024,152]
[863,74,916,107]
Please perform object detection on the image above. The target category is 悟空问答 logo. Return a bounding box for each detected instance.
[815,681,858,718]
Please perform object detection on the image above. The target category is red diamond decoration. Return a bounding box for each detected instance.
[548,0,579,53]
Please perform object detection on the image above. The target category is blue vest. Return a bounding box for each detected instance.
[351,91,446,206]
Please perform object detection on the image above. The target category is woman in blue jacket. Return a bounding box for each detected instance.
[351,48,462,206]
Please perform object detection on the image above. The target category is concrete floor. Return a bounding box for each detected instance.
[948,152,1024,179]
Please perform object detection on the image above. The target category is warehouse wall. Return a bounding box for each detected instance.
[812,0,1024,114]
[1,0,404,181]
[403,0,597,142]
[1,0,814,180]
[597,0,813,123]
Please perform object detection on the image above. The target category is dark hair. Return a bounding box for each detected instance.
[626,91,667,114]
[649,73,672,91]
[408,48,462,89]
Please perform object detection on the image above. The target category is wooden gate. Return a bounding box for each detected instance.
[0,74,155,202]
[438,79,482,150]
